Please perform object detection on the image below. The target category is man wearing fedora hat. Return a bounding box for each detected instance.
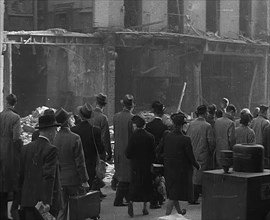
[113,94,135,206]
[54,108,89,220]
[18,114,62,219]
[89,93,112,162]
[251,104,270,145]
[0,94,22,220]
[71,103,104,189]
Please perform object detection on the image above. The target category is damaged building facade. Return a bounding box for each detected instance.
[1,0,270,120]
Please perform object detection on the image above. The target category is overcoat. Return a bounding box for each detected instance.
[235,125,256,144]
[89,107,112,159]
[0,107,22,192]
[162,130,199,201]
[250,115,270,145]
[71,121,104,185]
[214,115,236,167]
[53,127,89,186]
[126,128,155,202]
[19,137,60,208]
[113,109,133,182]
[187,117,214,185]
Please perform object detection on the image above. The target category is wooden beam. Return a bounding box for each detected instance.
[0,0,4,110]
[248,63,258,109]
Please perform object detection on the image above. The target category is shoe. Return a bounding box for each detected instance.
[178,209,186,215]
[114,202,128,207]
[188,201,200,205]
[150,204,161,209]
[128,202,134,217]
[142,209,149,215]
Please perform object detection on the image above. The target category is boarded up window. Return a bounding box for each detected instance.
[206,0,220,33]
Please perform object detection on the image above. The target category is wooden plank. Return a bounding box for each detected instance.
[3,44,12,98]
[248,63,258,109]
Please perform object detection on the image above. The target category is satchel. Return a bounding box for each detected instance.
[92,126,106,179]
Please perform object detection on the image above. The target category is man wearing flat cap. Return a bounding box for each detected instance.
[251,104,270,145]
[89,93,112,162]
[54,108,89,220]
[187,105,214,204]
[0,94,22,220]
[18,114,61,219]
[71,103,104,189]
[113,94,134,206]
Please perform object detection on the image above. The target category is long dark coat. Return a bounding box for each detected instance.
[113,109,133,182]
[0,107,22,192]
[19,137,60,207]
[71,121,104,186]
[162,130,199,201]
[126,129,155,202]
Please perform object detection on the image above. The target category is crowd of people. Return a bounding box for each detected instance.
[0,92,270,219]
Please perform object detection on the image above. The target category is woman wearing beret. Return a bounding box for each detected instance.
[125,115,155,217]
[160,112,200,215]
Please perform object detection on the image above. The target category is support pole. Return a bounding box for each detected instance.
[0,0,4,111]
[33,0,38,30]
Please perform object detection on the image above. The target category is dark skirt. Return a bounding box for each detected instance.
[164,158,193,201]
[128,164,153,202]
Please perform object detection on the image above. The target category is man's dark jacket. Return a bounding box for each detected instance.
[19,137,62,211]
[71,121,104,185]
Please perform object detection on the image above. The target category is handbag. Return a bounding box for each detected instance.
[92,126,106,179]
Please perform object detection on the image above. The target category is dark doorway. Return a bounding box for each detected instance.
[12,45,47,116]
[206,0,220,33]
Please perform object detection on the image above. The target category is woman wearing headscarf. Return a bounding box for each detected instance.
[161,112,200,215]
[125,115,155,217]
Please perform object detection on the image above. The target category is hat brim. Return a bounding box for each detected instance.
[95,94,107,104]
[35,122,61,129]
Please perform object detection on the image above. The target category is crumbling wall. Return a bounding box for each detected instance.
[45,45,106,113]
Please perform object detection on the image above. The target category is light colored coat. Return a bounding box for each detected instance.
[214,115,236,168]
[187,117,214,185]
[113,109,133,182]
[235,125,256,144]
[250,115,270,145]
[0,107,22,192]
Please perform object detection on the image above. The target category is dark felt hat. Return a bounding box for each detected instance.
[171,112,187,126]
[132,115,145,128]
[43,108,55,116]
[95,93,107,105]
[77,103,93,119]
[6,94,17,106]
[197,104,207,115]
[55,107,72,124]
[121,94,135,107]
[35,115,61,129]
[259,104,269,112]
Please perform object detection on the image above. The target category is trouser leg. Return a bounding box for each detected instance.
[114,182,129,205]
[0,192,8,220]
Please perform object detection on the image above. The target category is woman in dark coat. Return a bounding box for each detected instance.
[125,115,155,217]
[162,112,200,215]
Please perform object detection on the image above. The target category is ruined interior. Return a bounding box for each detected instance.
[9,43,106,116]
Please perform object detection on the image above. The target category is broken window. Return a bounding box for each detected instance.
[206,0,220,33]
[167,0,184,33]
[124,0,142,29]
[239,0,251,37]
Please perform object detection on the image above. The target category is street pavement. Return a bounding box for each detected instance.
[99,164,202,220]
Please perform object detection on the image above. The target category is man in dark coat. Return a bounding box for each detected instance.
[19,115,61,219]
[71,103,104,188]
[126,115,155,217]
[54,108,89,220]
[89,93,112,162]
[0,94,22,220]
[145,101,168,209]
[113,94,134,206]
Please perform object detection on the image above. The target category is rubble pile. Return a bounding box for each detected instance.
[21,106,53,145]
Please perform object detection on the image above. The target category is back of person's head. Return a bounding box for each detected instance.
[6,94,17,106]
[197,105,208,116]
[240,108,251,117]
[226,104,236,114]
[171,112,187,126]
[216,109,223,118]
[132,115,145,128]
[240,113,253,126]
[259,105,268,114]
[208,104,217,115]
[43,108,55,116]
[253,107,260,118]
[220,97,229,108]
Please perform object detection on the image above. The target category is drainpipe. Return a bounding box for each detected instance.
[0,0,4,111]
